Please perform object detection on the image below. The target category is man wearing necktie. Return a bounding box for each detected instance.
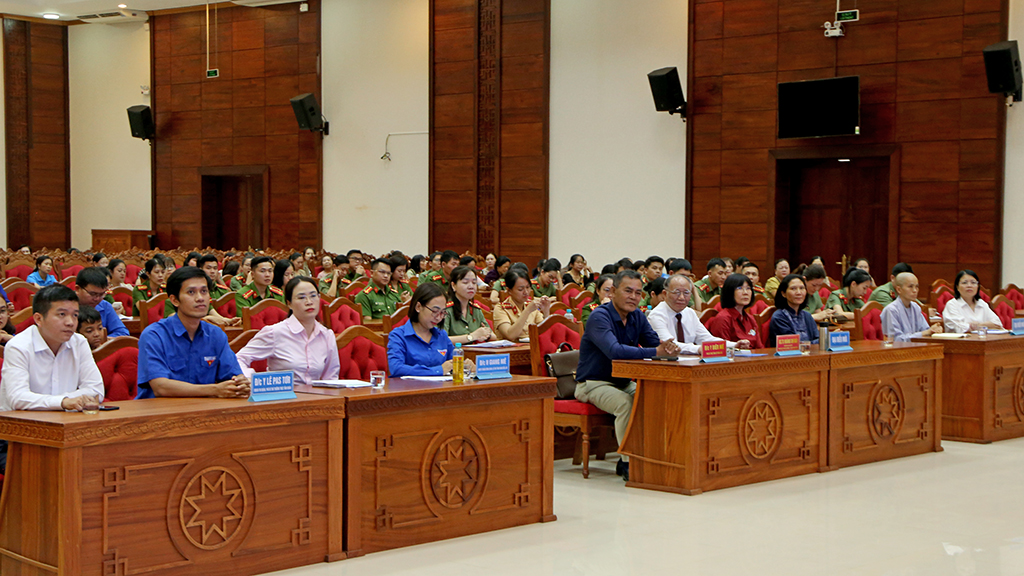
[648,274,726,354]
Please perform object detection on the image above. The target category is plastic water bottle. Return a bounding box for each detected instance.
[565,309,574,322]
[452,343,464,384]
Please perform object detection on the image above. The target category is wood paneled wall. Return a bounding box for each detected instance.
[430,0,550,267]
[151,1,321,250]
[4,19,70,249]
[687,0,1008,287]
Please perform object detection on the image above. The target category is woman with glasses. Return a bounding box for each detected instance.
[388,282,476,377]
[942,270,1003,333]
[443,266,494,345]
[494,268,551,341]
[706,273,761,349]
[236,277,339,385]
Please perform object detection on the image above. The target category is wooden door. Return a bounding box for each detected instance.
[201,172,267,250]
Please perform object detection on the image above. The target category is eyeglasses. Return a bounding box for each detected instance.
[960,280,979,287]
[83,288,106,300]
[425,305,447,317]
[668,289,692,297]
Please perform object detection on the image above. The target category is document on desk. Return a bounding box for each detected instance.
[463,340,517,349]
[400,375,453,381]
[311,379,373,388]
[733,350,768,357]
[931,333,969,339]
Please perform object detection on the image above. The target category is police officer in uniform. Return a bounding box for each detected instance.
[419,250,459,286]
[693,258,728,304]
[354,258,402,320]
[236,256,285,309]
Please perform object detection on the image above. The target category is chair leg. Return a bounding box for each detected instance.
[595,427,607,460]
[581,416,590,479]
[571,429,583,465]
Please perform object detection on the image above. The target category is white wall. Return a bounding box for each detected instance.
[68,22,152,250]
[321,0,429,256]
[549,0,688,268]
[1004,1,1024,283]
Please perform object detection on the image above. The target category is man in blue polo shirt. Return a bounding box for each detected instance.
[74,267,129,338]
[576,270,678,481]
[137,267,249,399]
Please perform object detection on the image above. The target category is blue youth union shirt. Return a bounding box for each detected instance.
[136,314,242,398]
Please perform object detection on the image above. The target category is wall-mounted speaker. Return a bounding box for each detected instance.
[290,93,329,135]
[127,105,155,140]
[647,67,686,117]
[983,40,1022,101]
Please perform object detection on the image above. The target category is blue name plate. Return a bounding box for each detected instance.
[476,353,512,380]
[828,331,854,353]
[775,349,803,357]
[700,355,731,363]
[1013,317,1024,336]
[249,371,297,402]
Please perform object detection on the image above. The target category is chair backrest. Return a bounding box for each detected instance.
[382,306,410,333]
[124,264,142,285]
[342,280,368,298]
[4,263,34,281]
[336,325,389,380]
[5,281,37,311]
[212,292,237,318]
[991,295,1015,329]
[229,329,260,352]
[935,289,954,314]
[11,307,34,333]
[59,276,76,287]
[931,278,950,292]
[527,315,583,377]
[979,288,992,303]
[59,264,83,280]
[704,295,721,309]
[472,294,492,311]
[241,299,289,330]
[818,286,832,303]
[749,299,769,315]
[549,302,568,316]
[325,297,362,334]
[570,290,594,310]
[110,286,133,313]
[853,301,885,341]
[756,306,775,339]
[0,277,19,289]
[699,307,718,327]
[1001,285,1024,310]
[558,283,581,307]
[138,293,168,329]
[93,337,140,401]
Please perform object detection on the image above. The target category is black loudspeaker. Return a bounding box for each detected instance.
[983,40,1022,100]
[290,93,329,135]
[647,67,686,116]
[127,105,155,140]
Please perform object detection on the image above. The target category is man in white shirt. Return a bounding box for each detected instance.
[880,273,943,342]
[648,274,724,354]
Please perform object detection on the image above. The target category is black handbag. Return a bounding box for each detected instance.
[544,342,579,400]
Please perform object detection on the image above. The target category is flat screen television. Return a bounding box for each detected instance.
[777,76,860,139]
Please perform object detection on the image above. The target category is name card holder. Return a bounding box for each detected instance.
[700,340,729,363]
[249,371,297,403]
[775,334,802,357]
[828,331,854,353]
[1013,317,1024,336]
[476,353,512,380]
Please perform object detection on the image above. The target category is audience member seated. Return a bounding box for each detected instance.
[317,254,334,282]
[481,253,496,279]
[236,277,339,385]
[943,269,1004,334]
[644,256,665,285]
[354,258,402,320]
[0,300,15,345]
[419,250,459,286]
[407,254,427,279]
[648,274,724,353]
[77,305,108,350]
[300,248,315,277]
[827,268,872,321]
[92,252,109,268]
[487,255,511,286]
[640,276,666,309]
[693,258,728,304]
[133,257,166,316]
[575,270,679,481]
[138,267,249,399]
[346,249,367,281]
[26,255,58,288]
[532,259,561,297]
[489,261,527,304]
[230,255,253,292]
[76,267,129,338]
[443,266,494,345]
[764,258,790,300]
[183,251,201,268]
[388,255,414,301]
[880,273,943,341]
[236,256,284,309]
[768,274,819,347]
[562,254,589,286]
[320,255,352,297]
[387,283,475,377]
[194,256,242,327]
[741,261,764,295]
[802,264,835,323]
[272,259,295,292]
[706,273,762,349]
[107,259,133,290]
[288,251,306,278]
[852,257,876,288]
[494,268,551,341]
[581,273,615,328]
[869,262,914,307]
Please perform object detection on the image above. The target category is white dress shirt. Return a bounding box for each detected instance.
[236,315,340,385]
[0,325,104,411]
[648,301,723,355]
[942,298,1002,334]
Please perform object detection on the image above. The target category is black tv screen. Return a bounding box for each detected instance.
[777,76,860,139]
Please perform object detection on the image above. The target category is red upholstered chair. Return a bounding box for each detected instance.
[336,326,389,380]
[212,292,237,318]
[704,295,721,309]
[228,329,266,372]
[11,308,34,333]
[4,262,34,280]
[472,295,492,311]
[749,298,769,315]
[110,286,133,314]
[382,306,410,333]
[528,314,582,377]
[549,303,569,316]
[757,306,775,342]
[5,282,37,312]
[818,286,832,301]
[931,278,950,291]
[935,288,954,315]
[853,301,885,341]
[342,280,368,298]
[990,295,1015,329]
[138,293,168,329]
[124,264,142,285]
[59,264,83,280]
[559,283,582,307]
[699,307,718,327]
[1000,284,1024,311]
[979,288,992,303]
[324,297,362,334]
[93,337,139,401]
[59,276,76,287]
[862,285,873,300]
[241,299,289,330]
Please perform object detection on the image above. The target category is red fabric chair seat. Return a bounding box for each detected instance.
[536,322,581,355]
[96,348,139,401]
[980,290,992,303]
[249,306,288,330]
[338,335,388,380]
[125,264,141,285]
[993,301,1014,329]
[60,264,84,280]
[329,304,361,334]
[861,309,883,341]
[5,265,33,280]
[554,399,608,415]
[1004,288,1024,310]
[936,291,954,314]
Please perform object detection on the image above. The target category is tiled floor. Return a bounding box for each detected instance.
[277,439,1024,576]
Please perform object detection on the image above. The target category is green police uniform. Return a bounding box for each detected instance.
[868,281,897,307]
[693,278,720,304]
[418,269,446,287]
[531,278,557,298]
[391,280,413,301]
[236,282,285,310]
[492,278,508,293]
[131,283,164,316]
[826,288,864,313]
[442,299,489,338]
[230,276,245,292]
[581,299,600,328]
[354,282,402,320]
[319,275,351,296]
[805,290,825,313]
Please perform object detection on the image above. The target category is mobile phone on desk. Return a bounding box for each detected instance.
[99,405,120,411]
[651,356,679,361]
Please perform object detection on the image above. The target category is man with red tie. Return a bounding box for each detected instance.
[647,274,723,354]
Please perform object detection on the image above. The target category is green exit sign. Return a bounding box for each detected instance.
[206,69,219,79]
[836,9,859,22]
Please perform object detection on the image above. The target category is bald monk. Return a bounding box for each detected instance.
[879,273,943,342]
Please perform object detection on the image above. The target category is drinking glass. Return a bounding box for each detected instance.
[370,371,386,389]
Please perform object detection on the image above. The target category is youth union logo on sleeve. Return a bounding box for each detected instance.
[204,356,217,366]
[438,349,447,356]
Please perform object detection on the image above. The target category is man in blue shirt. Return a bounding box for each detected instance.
[137,267,249,399]
[575,270,678,481]
[74,267,129,338]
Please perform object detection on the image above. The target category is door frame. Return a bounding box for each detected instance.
[767,144,901,273]
[198,165,270,249]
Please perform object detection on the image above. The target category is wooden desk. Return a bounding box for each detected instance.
[826,341,943,469]
[462,343,533,375]
[0,395,348,576]
[613,353,830,495]
[297,374,556,556]
[912,333,1024,443]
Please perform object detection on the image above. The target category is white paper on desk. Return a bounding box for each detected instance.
[311,379,372,388]
[463,340,516,349]
[931,333,969,339]
[979,329,1009,335]
[118,314,132,321]
[400,375,453,382]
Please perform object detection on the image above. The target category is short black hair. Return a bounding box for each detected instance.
[34,255,52,272]
[600,263,617,275]
[503,268,532,292]
[774,274,808,312]
[458,255,476,267]
[842,268,872,288]
[630,260,646,271]
[347,249,363,258]
[107,258,124,273]
[891,262,914,277]
[284,275,318,303]
[742,261,759,271]
[593,273,615,294]
[370,258,392,272]
[645,255,665,268]
[77,304,102,327]
[407,282,447,323]
[495,255,511,268]
[389,254,408,272]
[721,273,754,310]
[92,252,106,263]
[646,276,666,296]
[668,258,692,273]
[185,251,201,265]
[76,266,109,290]
[289,252,303,264]
[333,254,350,266]
[734,257,750,269]
[616,258,633,270]
[166,266,213,299]
[614,269,643,287]
[250,256,275,272]
[440,250,459,264]
[541,259,561,273]
[33,284,78,316]
[954,269,983,302]
[803,264,827,281]
[706,257,726,271]
[197,254,219,269]
[222,260,240,276]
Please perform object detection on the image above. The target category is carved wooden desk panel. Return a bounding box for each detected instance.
[613,354,830,495]
[826,342,944,469]
[0,395,347,576]
[463,344,533,375]
[297,375,556,556]
[912,334,1024,443]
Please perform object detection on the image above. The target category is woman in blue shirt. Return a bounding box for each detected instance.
[26,255,58,288]
[387,283,476,377]
[767,274,819,347]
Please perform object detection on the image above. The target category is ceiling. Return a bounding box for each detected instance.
[0,0,210,20]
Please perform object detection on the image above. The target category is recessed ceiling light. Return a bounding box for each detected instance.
[42,13,60,19]
[838,158,851,162]
[118,3,127,7]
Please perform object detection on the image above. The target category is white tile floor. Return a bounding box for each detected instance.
[277,439,1024,576]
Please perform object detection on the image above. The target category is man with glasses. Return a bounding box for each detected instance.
[648,274,722,354]
[354,258,402,320]
[74,267,129,337]
[575,270,679,481]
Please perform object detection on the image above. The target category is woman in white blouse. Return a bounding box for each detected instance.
[942,270,1003,333]
[236,276,339,384]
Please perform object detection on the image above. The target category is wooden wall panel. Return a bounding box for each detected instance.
[152,1,321,250]
[4,19,69,249]
[686,0,1008,288]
